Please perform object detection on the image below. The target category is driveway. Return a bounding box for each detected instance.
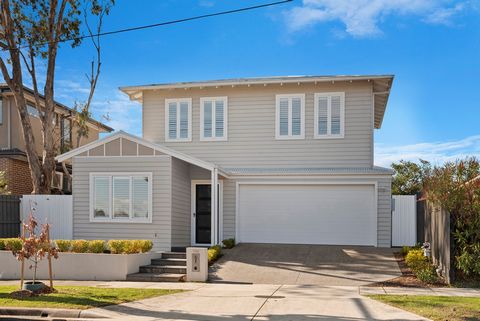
[209,244,401,286]
[94,283,427,321]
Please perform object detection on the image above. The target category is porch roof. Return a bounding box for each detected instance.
[55,131,221,173]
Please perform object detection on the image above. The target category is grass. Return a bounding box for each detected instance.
[0,285,183,310]
[369,294,480,321]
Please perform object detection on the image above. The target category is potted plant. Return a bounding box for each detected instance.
[11,214,58,292]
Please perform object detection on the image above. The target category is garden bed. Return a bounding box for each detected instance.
[369,252,446,288]
[0,251,162,281]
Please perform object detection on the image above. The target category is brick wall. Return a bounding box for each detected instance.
[0,157,33,195]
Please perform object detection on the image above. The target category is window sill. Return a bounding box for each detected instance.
[90,218,152,224]
[165,138,192,142]
[314,135,345,139]
[275,135,305,140]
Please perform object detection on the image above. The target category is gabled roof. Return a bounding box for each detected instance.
[119,74,394,129]
[55,131,218,172]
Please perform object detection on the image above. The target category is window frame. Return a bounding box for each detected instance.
[275,94,305,140]
[0,99,3,125]
[314,92,345,139]
[60,116,72,148]
[164,98,192,142]
[89,172,153,223]
[199,96,228,141]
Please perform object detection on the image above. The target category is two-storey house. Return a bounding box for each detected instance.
[0,84,113,194]
[57,75,394,252]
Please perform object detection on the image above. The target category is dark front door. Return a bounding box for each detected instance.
[195,184,211,244]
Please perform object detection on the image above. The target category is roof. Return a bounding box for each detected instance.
[0,84,113,133]
[119,74,394,129]
[225,166,394,176]
[55,131,220,173]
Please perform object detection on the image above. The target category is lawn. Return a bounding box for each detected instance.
[0,285,183,310]
[369,295,480,321]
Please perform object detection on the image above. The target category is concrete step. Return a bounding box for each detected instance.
[126,272,185,282]
[151,258,187,266]
[162,252,187,259]
[139,265,187,274]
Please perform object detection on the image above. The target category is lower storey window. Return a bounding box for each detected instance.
[91,173,152,222]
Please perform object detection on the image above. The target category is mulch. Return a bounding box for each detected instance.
[368,252,446,288]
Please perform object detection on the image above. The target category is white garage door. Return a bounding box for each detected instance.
[238,184,376,246]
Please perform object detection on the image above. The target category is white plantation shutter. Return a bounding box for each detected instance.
[203,101,213,138]
[201,97,227,140]
[168,102,177,139]
[179,102,189,139]
[132,176,149,218]
[279,98,289,136]
[315,92,344,138]
[113,177,130,218]
[93,177,110,218]
[215,100,224,138]
[291,98,301,136]
[331,95,341,135]
[317,96,328,136]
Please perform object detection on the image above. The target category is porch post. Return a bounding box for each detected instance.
[211,168,219,245]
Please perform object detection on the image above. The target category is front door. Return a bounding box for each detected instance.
[194,184,211,244]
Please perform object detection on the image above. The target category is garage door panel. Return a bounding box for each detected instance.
[238,184,376,246]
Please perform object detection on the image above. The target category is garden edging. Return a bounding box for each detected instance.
[0,251,162,281]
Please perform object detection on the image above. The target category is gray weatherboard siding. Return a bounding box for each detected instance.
[142,81,374,168]
[72,156,172,251]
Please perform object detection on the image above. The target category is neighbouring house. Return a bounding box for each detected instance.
[0,84,113,195]
[56,75,394,251]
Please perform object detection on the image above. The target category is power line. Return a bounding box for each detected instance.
[5,0,293,52]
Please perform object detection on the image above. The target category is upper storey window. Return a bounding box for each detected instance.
[165,98,192,142]
[200,97,227,141]
[275,94,305,140]
[314,92,345,139]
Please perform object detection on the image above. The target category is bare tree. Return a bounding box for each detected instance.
[0,0,113,194]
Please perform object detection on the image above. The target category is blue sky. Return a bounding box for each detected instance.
[49,0,480,166]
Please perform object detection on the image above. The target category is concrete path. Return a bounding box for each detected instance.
[361,286,480,297]
[91,283,428,321]
[210,244,401,286]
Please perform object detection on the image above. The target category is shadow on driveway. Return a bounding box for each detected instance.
[209,244,401,286]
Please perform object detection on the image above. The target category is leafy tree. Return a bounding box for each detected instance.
[0,0,113,194]
[391,159,431,195]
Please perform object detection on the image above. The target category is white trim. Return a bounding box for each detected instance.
[165,98,192,142]
[275,94,305,140]
[0,98,3,125]
[55,131,215,171]
[190,179,223,246]
[235,180,378,247]
[51,171,64,189]
[89,172,153,224]
[199,96,228,141]
[314,92,345,139]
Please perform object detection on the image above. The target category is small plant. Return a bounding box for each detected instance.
[13,214,58,289]
[208,245,222,264]
[136,240,153,253]
[399,246,410,257]
[55,240,72,252]
[88,240,105,253]
[0,171,8,194]
[405,249,428,272]
[0,238,23,251]
[416,266,438,283]
[222,238,235,249]
[71,240,89,253]
[108,240,127,254]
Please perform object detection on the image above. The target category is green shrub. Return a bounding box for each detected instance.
[88,240,105,253]
[405,249,428,272]
[108,240,127,254]
[416,266,438,283]
[136,240,153,253]
[55,240,72,252]
[0,239,5,250]
[208,245,222,264]
[222,238,235,249]
[71,240,89,253]
[2,238,23,252]
[399,246,410,257]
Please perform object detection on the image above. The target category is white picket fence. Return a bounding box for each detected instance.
[391,195,417,247]
[21,195,73,240]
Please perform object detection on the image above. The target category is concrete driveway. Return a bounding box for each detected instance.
[94,283,427,321]
[209,244,401,286]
